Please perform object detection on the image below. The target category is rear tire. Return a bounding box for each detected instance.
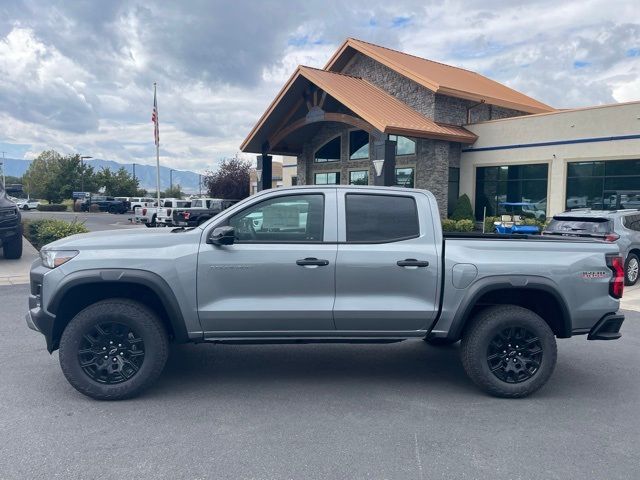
[145,215,157,228]
[59,299,169,400]
[460,305,557,398]
[2,231,23,259]
[625,253,639,286]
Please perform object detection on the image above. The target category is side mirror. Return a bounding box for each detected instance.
[208,226,235,245]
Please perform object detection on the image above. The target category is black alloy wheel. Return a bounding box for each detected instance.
[59,299,169,400]
[78,322,145,384]
[486,326,542,384]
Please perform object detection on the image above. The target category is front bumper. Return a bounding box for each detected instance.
[25,262,57,352]
[588,313,625,340]
[0,222,21,241]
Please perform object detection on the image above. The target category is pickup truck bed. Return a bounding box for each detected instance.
[26,186,625,400]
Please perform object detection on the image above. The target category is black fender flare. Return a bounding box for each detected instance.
[48,268,190,344]
[445,275,572,341]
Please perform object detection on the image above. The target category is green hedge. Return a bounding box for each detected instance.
[37,204,68,212]
[22,219,89,250]
[442,218,475,232]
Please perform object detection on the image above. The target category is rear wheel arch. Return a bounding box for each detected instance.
[48,270,189,351]
[450,279,572,341]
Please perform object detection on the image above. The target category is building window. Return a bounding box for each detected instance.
[349,170,368,185]
[395,167,415,188]
[389,135,416,156]
[314,172,340,185]
[291,176,298,186]
[315,136,341,163]
[475,164,548,220]
[345,194,419,243]
[349,130,369,160]
[448,167,460,217]
[566,159,640,210]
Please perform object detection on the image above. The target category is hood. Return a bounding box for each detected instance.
[43,227,201,250]
[0,185,16,208]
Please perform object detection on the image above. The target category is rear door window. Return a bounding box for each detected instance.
[345,194,419,243]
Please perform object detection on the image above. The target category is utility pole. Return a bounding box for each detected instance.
[0,151,6,189]
[199,174,202,197]
[79,155,92,192]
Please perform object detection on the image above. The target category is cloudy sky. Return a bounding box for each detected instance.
[0,0,639,173]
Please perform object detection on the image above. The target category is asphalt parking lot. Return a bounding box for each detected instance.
[1,282,638,479]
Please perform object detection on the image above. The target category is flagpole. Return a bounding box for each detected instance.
[154,82,161,210]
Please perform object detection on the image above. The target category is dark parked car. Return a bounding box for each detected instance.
[0,184,23,259]
[80,196,129,214]
[544,209,640,285]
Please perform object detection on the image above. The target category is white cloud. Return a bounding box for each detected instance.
[0,0,638,172]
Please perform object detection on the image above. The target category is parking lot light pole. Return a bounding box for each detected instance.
[79,155,92,192]
[170,169,174,191]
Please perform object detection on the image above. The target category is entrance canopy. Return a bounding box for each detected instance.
[240,66,477,155]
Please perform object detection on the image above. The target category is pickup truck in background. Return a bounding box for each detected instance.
[80,196,129,214]
[0,185,23,259]
[172,197,238,227]
[133,198,184,227]
[26,186,625,400]
[156,199,191,226]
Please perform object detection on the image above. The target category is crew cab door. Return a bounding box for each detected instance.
[334,190,440,332]
[197,189,338,334]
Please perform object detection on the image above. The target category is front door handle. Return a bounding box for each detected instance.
[296,257,330,266]
[397,259,429,268]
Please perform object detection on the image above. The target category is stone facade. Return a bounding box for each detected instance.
[297,52,527,217]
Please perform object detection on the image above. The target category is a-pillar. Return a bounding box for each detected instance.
[256,154,273,192]
[372,138,396,186]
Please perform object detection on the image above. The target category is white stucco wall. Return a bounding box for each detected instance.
[461,101,640,217]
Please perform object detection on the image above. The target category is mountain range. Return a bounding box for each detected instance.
[0,157,203,193]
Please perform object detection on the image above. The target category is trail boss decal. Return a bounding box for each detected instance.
[582,271,608,280]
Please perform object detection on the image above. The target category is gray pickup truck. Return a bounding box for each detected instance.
[26,186,626,400]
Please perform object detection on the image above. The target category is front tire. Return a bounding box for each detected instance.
[625,253,639,286]
[460,305,557,398]
[59,299,169,400]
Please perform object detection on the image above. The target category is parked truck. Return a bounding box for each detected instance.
[26,186,625,400]
[0,184,23,259]
[172,197,238,227]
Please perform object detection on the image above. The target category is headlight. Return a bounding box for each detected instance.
[40,250,79,268]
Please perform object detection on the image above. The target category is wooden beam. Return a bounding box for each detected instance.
[269,112,378,149]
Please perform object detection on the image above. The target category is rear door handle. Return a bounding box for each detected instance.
[296,257,330,266]
[397,259,429,268]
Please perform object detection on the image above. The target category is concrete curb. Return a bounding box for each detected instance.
[0,237,38,286]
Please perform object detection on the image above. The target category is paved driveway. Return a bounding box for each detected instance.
[1,284,638,480]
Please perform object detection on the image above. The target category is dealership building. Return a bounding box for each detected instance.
[241,38,640,218]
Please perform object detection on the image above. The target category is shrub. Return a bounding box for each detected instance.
[455,219,474,232]
[451,194,474,221]
[37,204,67,212]
[22,219,89,250]
[442,219,457,232]
[89,204,100,213]
[442,218,475,232]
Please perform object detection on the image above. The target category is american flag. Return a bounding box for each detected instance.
[152,85,159,146]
